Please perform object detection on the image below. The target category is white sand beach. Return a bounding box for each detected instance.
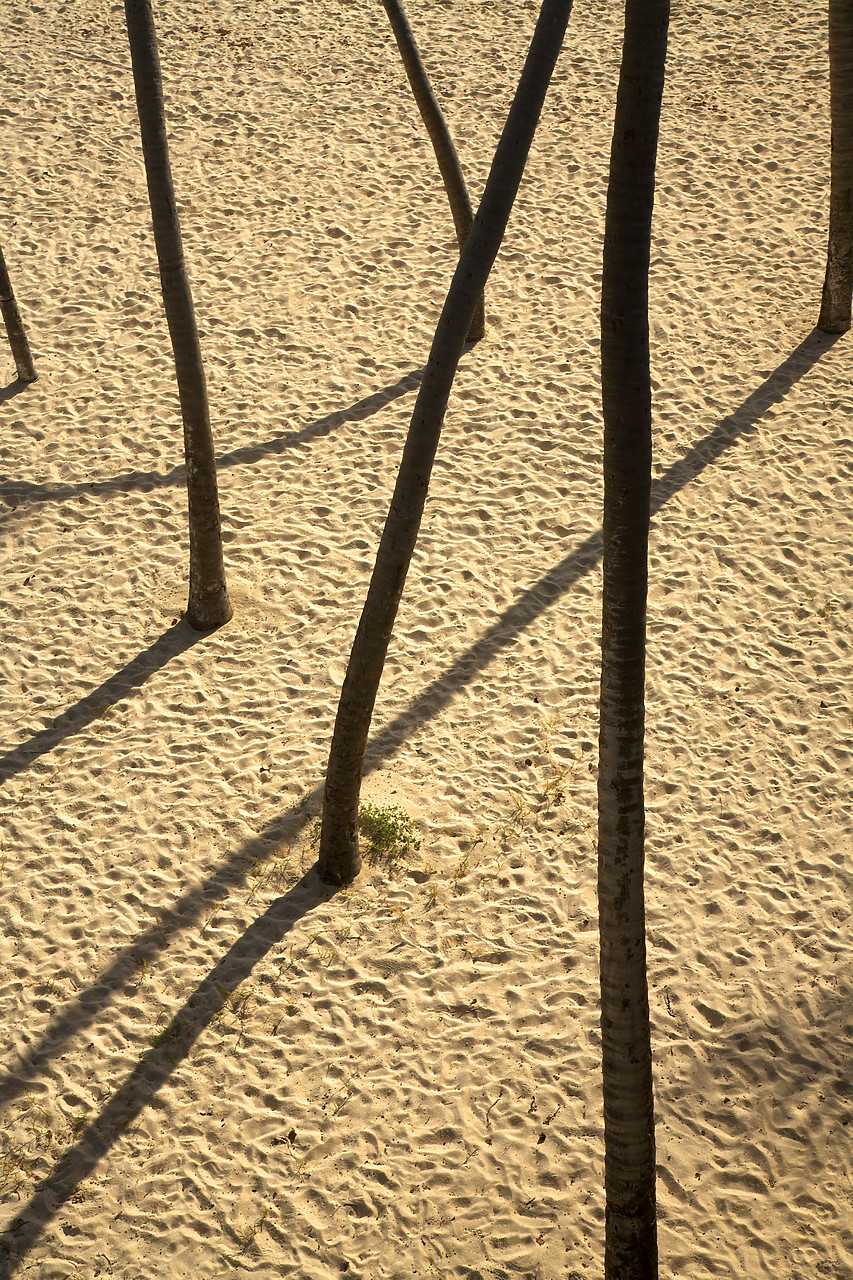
[1,0,851,1276]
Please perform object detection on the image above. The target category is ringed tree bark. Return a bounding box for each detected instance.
[818,0,853,332]
[0,245,38,383]
[124,0,233,630]
[381,0,485,342]
[319,0,575,886]
[597,0,669,1276]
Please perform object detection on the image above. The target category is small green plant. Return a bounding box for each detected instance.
[302,931,339,967]
[149,1018,188,1049]
[246,853,295,903]
[68,1110,89,1139]
[0,1137,31,1194]
[539,715,574,805]
[334,923,363,946]
[452,854,471,881]
[211,985,257,1045]
[510,792,532,826]
[22,1094,55,1153]
[313,802,420,864]
[357,802,419,863]
[233,1206,270,1255]
[324,1077,356,1116]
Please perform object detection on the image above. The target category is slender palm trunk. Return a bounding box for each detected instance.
[819,0,853,332]
[381,0,485,342]
[319,0,574,886]
[124,0,232,630]
[0,246,38,383]
[597,0,669,1276]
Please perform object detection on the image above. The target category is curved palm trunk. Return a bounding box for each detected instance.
[319,0,574,885]
[124,0,232,630]
[381,0,485,342]
[597,0,669,1276]
[818,0,853,332]
[0,245,38,383]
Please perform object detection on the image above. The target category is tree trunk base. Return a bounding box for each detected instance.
[817,310,851,334]
[317,838,362,886]
[186,589,233,631]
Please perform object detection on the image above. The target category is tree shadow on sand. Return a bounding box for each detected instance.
[0,364,427,512]
[0,326,842,1272]
[0,379,36,407]
[655,965,853,1229]
[0,620,203,784]
[0,871,335,1277]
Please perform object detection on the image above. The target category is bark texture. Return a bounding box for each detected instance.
[124,0,232,630]
[819,0,853,332]
[0,245,38,382]
[381,0,485,342]
[597,0,669,1276]
[319,0,574,885]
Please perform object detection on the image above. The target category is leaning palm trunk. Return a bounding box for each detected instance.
[381,0,485,342]
[597,0,669,1276]
[0,245,38,382]
[124,0,232,630]
[319,0,574,885]
[818,0,853,332]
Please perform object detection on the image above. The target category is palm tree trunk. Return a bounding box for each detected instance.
[319,0,574,885]
[124,0,232,630]
[0,245,38,383]
[381,0,485,342]
[819,0,853,332]
[597,0,669,1276]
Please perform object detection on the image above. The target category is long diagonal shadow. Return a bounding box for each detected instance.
[0,365,426,511]
[370,327,841,754]
[0,622,204,784]
[0,328,839,1270]
[0,872,333,1277]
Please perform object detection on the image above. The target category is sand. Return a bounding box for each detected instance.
[1,0,851,1276]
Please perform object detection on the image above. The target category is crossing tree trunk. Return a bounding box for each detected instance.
[381,0,485,342]
[318,0,574,885]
